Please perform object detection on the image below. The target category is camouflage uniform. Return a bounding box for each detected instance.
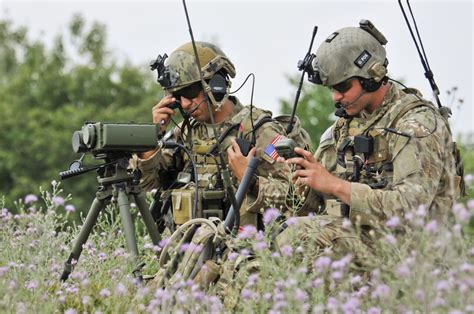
[278,84,458,263]
[277,20,459,264]
[134,97,290,227]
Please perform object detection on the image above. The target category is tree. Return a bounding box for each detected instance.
[0,15,162,215]
[279,75,336,149]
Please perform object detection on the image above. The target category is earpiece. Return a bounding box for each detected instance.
[208,73,228,102]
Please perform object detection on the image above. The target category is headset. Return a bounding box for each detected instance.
[208,71,229,102]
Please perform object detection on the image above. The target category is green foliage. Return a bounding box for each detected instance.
[279,75,336,149]
[0,15,162,215]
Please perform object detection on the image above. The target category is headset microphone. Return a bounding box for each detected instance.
[185,98,207,117]
[334,89,366,119]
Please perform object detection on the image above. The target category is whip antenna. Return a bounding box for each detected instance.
[287,26,318,134]
[398,0,444,110]
[182,0,240,233]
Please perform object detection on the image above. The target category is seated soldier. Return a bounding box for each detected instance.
[277,19,461,263]
[133,41,309,230]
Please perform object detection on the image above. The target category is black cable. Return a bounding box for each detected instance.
[230,73,257,144]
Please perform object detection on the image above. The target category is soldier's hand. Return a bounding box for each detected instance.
[286,147,349,200]
[152,95,177,133]
[227,138,257,182]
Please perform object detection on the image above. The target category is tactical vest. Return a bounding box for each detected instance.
[170,105,283,227]
[323,88,464,219]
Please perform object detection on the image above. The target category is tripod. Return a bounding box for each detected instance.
[60,156,161,282]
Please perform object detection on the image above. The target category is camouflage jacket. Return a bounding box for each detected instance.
[133,97,289,226]
[297,84,457,225]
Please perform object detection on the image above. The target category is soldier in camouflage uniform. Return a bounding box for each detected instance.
[133,41,296,229]
[277,20,460,263]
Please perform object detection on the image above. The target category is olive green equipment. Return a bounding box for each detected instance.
[59,122,170,282]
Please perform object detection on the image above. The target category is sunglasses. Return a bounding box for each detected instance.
[331,79,353,94]
[172,82,202,100]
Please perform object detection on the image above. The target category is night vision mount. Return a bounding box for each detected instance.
[150,53,177,89]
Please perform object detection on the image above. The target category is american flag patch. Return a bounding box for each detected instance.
[264,134,283,160]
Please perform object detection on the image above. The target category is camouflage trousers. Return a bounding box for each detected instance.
[275,215,377,270]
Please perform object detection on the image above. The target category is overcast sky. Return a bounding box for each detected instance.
[1,0,473,137]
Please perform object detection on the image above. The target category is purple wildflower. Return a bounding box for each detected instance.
[342,297,360,313]
[331,271,344,281]
[395,264,411,278]
[415,289,425,300]
[314,256,332,271]
[247,273,259,286]
[65,204,76,213]
[52,196,65,206]
[311,278,324,288]
[271,252,281,258]
[467,199,474,210]
[425,220,438,233]
[436,280,450,291]
[0,267,8,276]
[460,262,474,273]
[159,237,171,248]
[367,307,382,314]
[180,243,190,252]
[331,255,352,270]
[371,284,390,299]
[64,309,77,314]
[98,252,107,262]
[295,288,307,301]
[238,225,257,239]
[192,290,205,302]
[464,174,473,186]
[385,216,400,228]
[240,248,250,257]
[99,288,111,297]
[453,203,470,222]
[280,244,293,257]
[253,241,267,251]
[416,205,427,217]
[241,288,254,300]
[286,217,299,226]
[350,275,362,285]
[326,297,339,311]
[24,194,38,204]
[342,218,352,228]
[384,234,397,245]
[227,252,239,261]
[263,208,280,224]
[115,283,127,296]
[26,280,38,290]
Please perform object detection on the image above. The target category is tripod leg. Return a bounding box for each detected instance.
[134,191,161,245]
[116,186,143,281]
[61,197,106,281]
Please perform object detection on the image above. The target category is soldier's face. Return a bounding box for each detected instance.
[331,78,371,115]
[180,91,213,123]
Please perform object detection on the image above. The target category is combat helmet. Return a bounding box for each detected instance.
[151,41,236,94]
[311,20,389,88]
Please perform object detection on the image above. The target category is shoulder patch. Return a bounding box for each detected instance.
[320,126,335,144]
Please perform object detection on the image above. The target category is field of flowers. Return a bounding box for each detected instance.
[1,178,473,313]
